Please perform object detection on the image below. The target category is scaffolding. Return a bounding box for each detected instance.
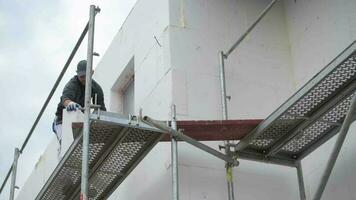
[0,5,100,200]
[143,38,356,200]
[232,41,356,199]
[35,112,164,200]
[0,2,356,200]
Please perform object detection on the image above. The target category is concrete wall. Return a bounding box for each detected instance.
[96,0,302,198]
[168,0,299,199]
[285,0,356,88]
[284,0,356,199]
[94,0,174,199]
[94,0,171,120]
[15,0,356,199]
[169,0,295,121]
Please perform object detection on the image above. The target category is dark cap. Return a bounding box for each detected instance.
[76,60,87,76]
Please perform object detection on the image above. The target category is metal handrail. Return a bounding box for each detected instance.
[19,23,89,154]
[0,21,89,196]
[0,167,12,196]
[224,0,279,58]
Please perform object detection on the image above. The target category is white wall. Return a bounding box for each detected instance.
[97,0,309,199]
[284,0,356,199]
[284,0,356,88]
[93,0,174,199]
[169,0,295,120]
[94,0,171,120]
[16,0,355,199]
[168,0,301,199]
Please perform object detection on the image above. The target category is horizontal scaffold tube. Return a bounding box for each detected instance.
[142,116,238,165]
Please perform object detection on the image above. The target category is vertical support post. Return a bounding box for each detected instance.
[225,150,235,200]
[313,95,356,200]
[218,2,283,198]
[296,161,306,200]
[171,105,179,200]
[81,5,96,200]
[219,51,228,120]
[219,51,235,200]
[9,148,20,200]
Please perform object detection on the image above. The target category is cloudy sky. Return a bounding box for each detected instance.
[0,0,136,199]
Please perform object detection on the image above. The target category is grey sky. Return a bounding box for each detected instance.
[0,0,136,199]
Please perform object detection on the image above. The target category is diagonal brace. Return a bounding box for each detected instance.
[313,94,356,200]
[142,116,238,166]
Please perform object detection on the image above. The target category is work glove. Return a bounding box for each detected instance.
[66,102,81,111]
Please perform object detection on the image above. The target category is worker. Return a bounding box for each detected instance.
[53,60,106,159]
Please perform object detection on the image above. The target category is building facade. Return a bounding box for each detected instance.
[16,0,356,199]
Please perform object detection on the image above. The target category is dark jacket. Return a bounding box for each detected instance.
[55,76,106,123]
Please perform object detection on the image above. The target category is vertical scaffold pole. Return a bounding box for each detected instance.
[296,161,306,200]
[81,5,96,200]
[218,1,282,198]
[171,104,179,200]
[219,51,235,200]
[9,148,20,200]
[219,51,228,121]
[313,94,356,200]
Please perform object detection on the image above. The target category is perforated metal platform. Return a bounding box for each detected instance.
[35,112,163,200]
[236,41,356,166]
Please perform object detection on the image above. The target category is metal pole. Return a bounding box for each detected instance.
[19,24,89,154]
[219,51,228,121]
[219,51,235,200]
[81,5,97,200]
[313,95,356,200]
[220,1,280,198]
[0,167,12,196]
[296,161,306,200]
[171,105,179,200]
[225,0,279,58]
[0,21,90,198]
[9,148,20,200]
[142,116,238,165]
[225,154,235,200]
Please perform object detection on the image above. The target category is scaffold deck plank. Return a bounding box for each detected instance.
[236,41,356,163]
[158,119,262,141]
[35,112,163,200]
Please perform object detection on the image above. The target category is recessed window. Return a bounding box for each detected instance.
[111,57,135,115]
[123,76,134,115]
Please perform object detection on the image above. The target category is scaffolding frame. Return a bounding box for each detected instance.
[216,0,356,198]
[33,111,165,200]
[0,5,100,200]
[141,91,356,200]
[81,5,98,200]
[0,4,239,200]
[1,1,355,200]
[1,1,280,199]
[218,0,280,199]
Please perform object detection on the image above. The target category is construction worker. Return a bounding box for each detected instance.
[53,60,106,158]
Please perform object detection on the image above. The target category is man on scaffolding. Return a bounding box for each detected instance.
[53,60,106,159]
